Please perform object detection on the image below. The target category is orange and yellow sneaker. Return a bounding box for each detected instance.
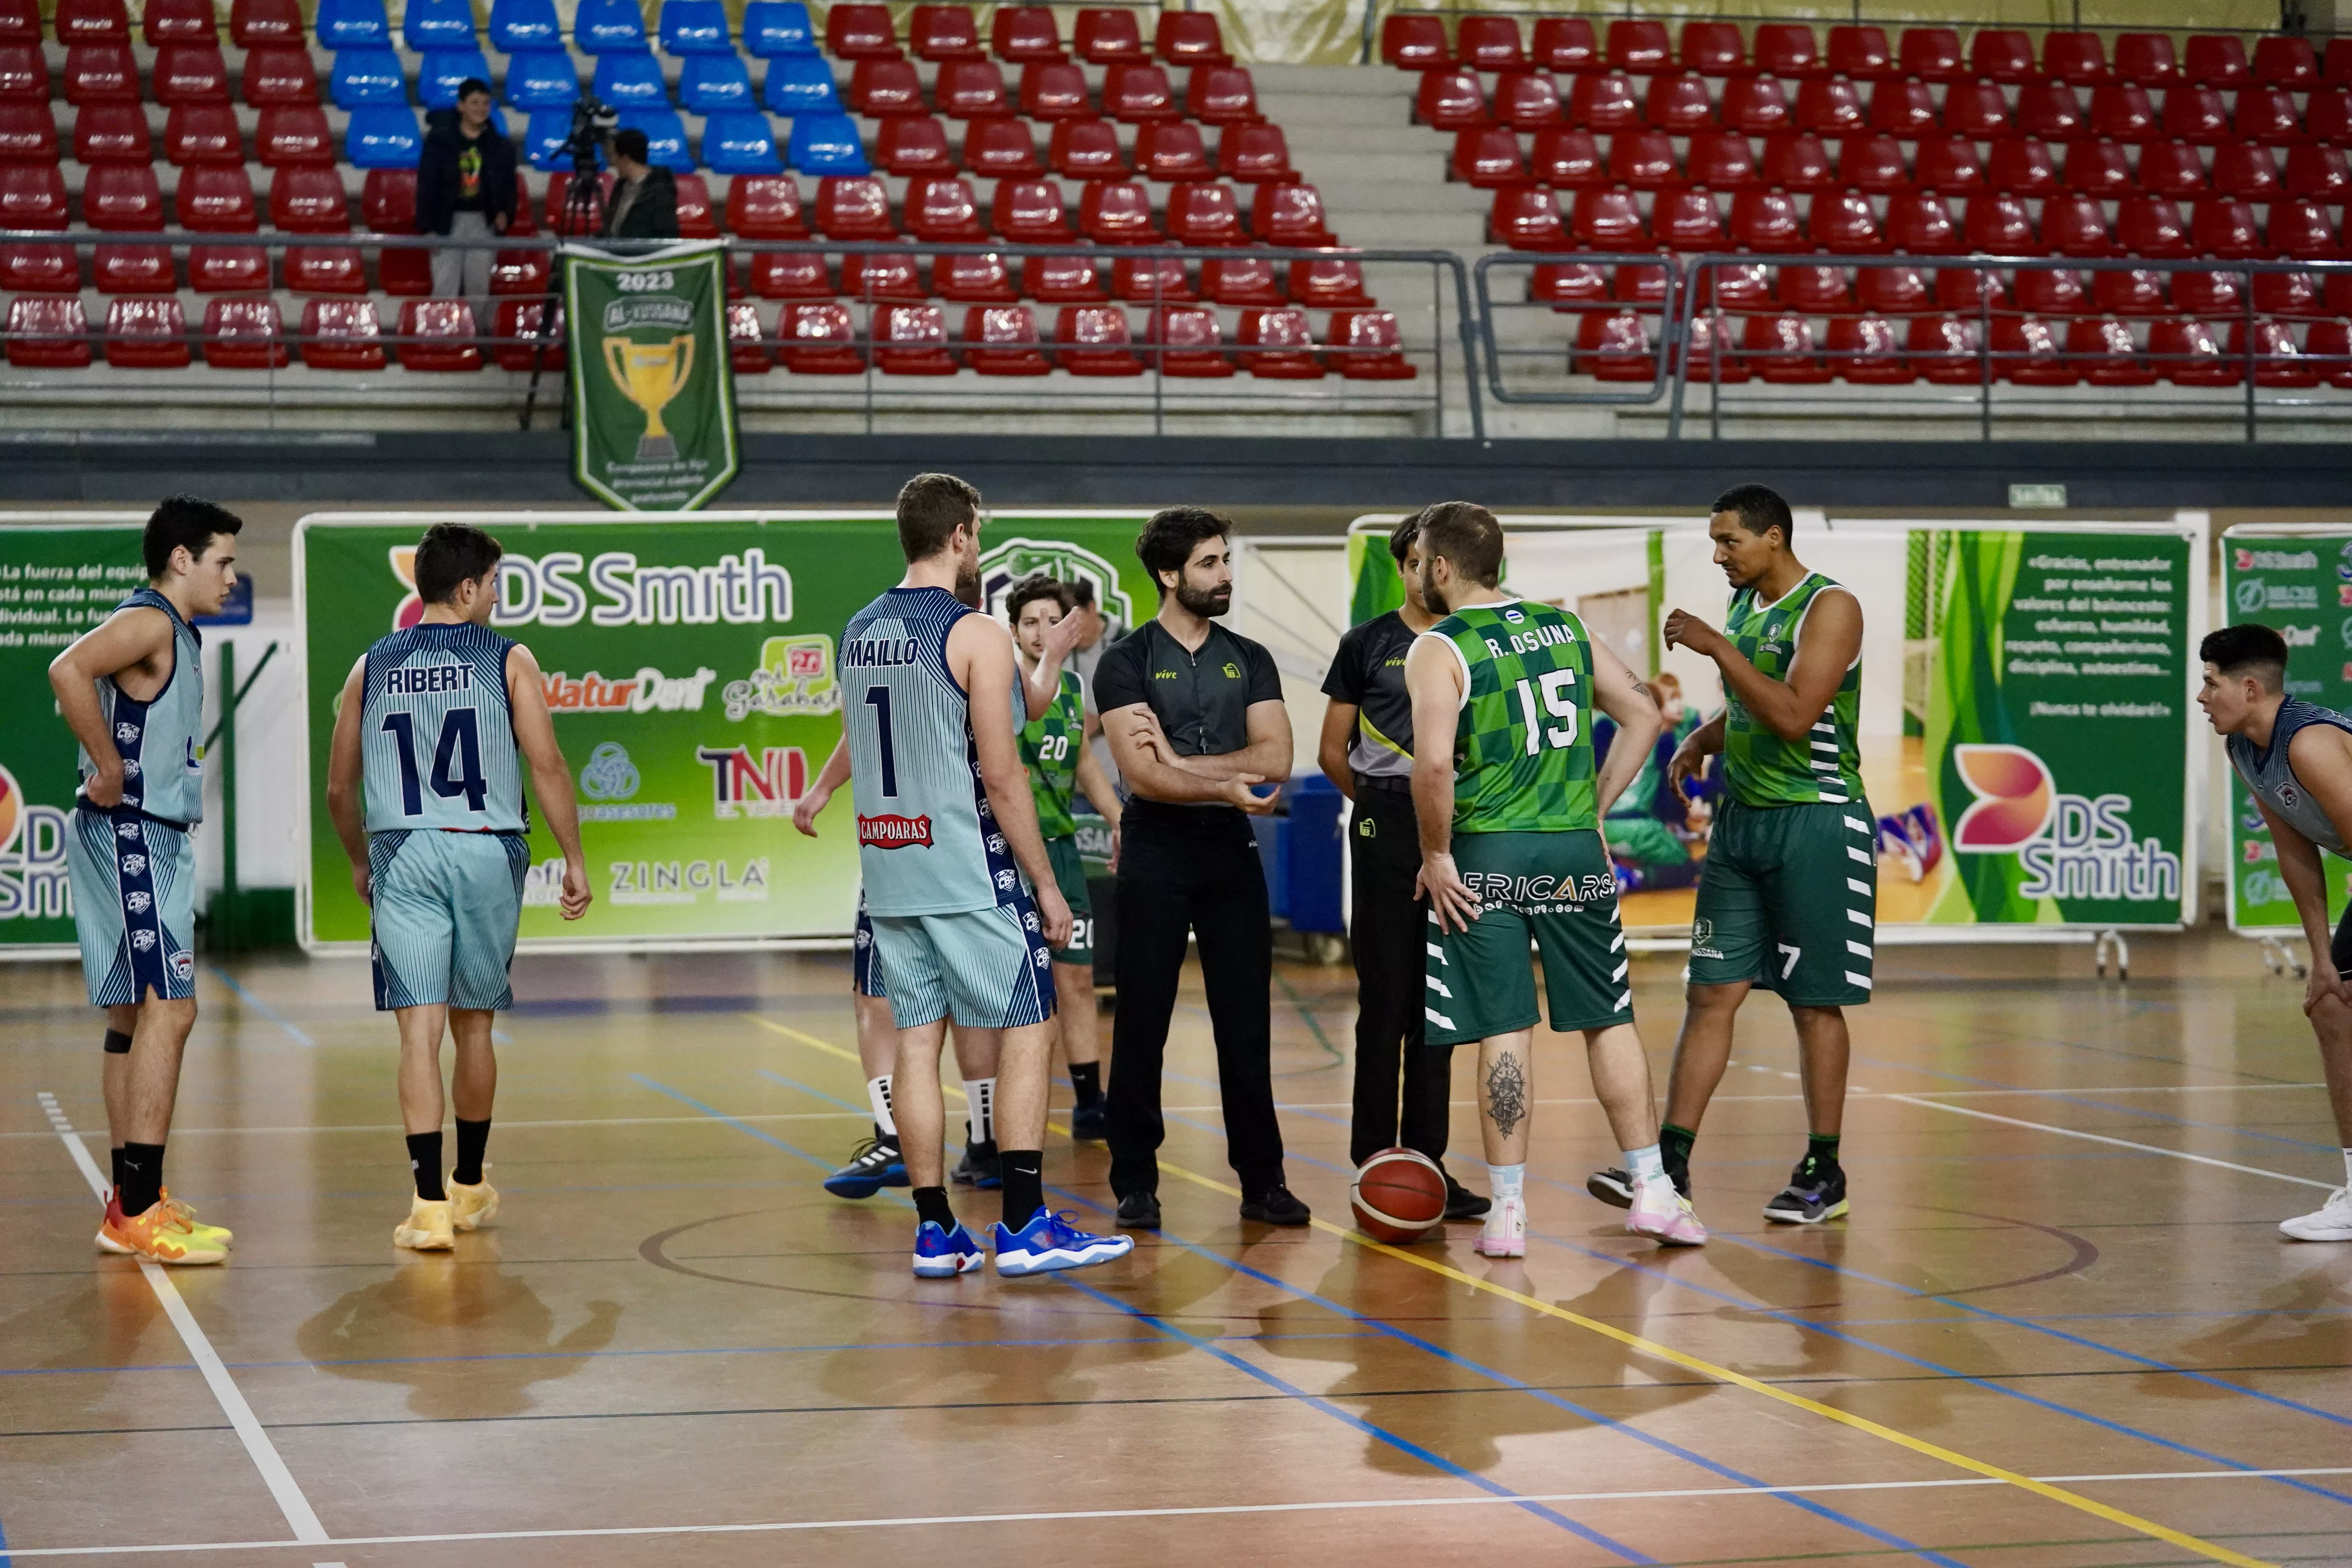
[161,1188,232,1250]
[393,1196,456,1251]
[447,1172,499,1233]
[100,1198,227,1265]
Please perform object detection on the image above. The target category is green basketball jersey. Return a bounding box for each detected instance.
[1720,572,1863,808]
[1428,597,1598,834]
[1019,668,1085,838]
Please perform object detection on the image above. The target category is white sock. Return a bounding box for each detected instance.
[1486,1162,1524,1202]
[866,1076,896,1140]
[1624,1144,1665,1185]
[963,1078,996,1146]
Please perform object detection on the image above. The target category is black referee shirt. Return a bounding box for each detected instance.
[1093,617,1283,829]
[1320,610,1418,794]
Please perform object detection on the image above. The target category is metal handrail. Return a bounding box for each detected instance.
[1364,3,2301,45]
[1472,246,1678,404]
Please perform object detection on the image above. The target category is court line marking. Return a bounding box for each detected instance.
[34,1094,330,1546]
[201,966,316,1047]
[6,1468,2347,1559]
[746,1018,2272,1568]
[1887,1095,2340,1190]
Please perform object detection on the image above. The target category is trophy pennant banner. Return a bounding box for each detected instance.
[564,241,739,511]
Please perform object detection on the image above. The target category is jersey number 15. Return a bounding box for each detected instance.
[1512,670,1579,755]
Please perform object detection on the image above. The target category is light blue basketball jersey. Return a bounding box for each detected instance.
[2228,697,2352,856]
[360,622,526,834]
[78,587,206,826]
[842,586,1025,917]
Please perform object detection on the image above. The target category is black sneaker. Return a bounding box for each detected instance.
[1240,1184,1311,1226]
[1442,1171,1490,1221]
[1115,1189,1161,1229]
[822,1137,907,1199]
[1762,1160,1848,1224]
[1587,1163,1690,1208]
[1069,1100,1108,1142]
[951,1142,1002,1190]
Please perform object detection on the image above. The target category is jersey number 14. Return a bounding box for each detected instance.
[1512,670,1579,755]
[380,708,488,815]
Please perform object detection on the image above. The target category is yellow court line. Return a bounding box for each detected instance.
[738,1014,2272,1568]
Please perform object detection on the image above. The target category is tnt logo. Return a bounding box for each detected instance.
[695,745,809,820]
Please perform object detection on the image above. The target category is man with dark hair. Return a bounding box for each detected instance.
[417,78,515,320]
[1588,482,1873,1226]
[1093,506,1305,1230]
[601,127,679,240]
[1320,510,1485,1219]
[50,497,243,1265]
[1407,503,1702,1256]
[2200,622,2352,1240]
[326,523,591,1249]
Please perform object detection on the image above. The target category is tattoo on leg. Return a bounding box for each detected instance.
[1485,1051,1527,1139]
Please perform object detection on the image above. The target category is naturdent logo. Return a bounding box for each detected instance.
[1951,743,2180,903]
[543,666,717,713]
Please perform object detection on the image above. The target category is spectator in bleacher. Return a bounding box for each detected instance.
[416,78,517,325]
[601,130,679,242]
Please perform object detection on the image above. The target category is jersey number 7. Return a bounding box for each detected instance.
[381,708,488,816]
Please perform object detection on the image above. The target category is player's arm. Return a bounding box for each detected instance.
[1074,742,1123,870]
[324,656,372,905]
[1406,635,1479,933]
[2280,722,2352,1012]
[1665,588,1861,743]
[955,614,1073,948]
[45,606,171,809]
[1022,613,1083,721]
[793,735,851,837]
[1101,704,1270,811]
[1666,710,1727,803]
[1588,642,1664,818]
[1316,700,1359,800]
[506,643,591,921]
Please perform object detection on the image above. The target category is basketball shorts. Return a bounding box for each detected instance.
[1044,835,1094,967]
[368,829,530,1012]
[1603,812,1690,868]
[1423,828,1632,1047]
[853,892,885,1000]
[69,805,196,1007]
[870,896,1054,1031]
[1688,799,1875,1007]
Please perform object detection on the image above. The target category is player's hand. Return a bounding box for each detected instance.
[1416,851,1482,934]
[1662,608,1726,659]
[82,764,123,809]
[1222,775,1277,815]
[791,783,830,838]
[1666,739,1706,804]
[1037,884,1074,951]
[2304,959,2348,1017]
[559,858,592,921]
[1106,822,1121,873]
[1040,608,1084,666]
[350,861,372,906]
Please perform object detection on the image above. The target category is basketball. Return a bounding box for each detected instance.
[1351,1148,1448,1243]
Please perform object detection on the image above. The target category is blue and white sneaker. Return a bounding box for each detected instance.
[824,1136,907,1199]
[911,1220,986,1278]
[991,1208,1134,1277]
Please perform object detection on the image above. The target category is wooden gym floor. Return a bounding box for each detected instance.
[2,928,2348,1568]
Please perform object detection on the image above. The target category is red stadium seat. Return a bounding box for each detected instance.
[1290,256,1372,307]
[1078,179,1158,243]
[841,251,923,301]
[962,305,1049,374]
[72,101,145,162]
[7,294,91,366]
[779,302,865,372]
[964,118,1042,176]
[230,0,303,47]
[2307,88,2352,145]
[1534,128,1606,188]
[189,245,268,290]
[2305,318,2352,387]
[2236,87,2304,147]
[152,41,229,104]
[1778,262,1851,312]
[1531,17,1595,72]
[1609,129,1678,190]
[2042,192,2113,256]
[1684,131,1756,190]
[2114,33,2178,85]
[1702,263,1778,310]
[1200,254,1277,305]
[2255,35,2319,87]
[395,298,480,372]
[2329,39,2352,85]
[1606,19,1669,74]
[2173,268,2239,316]
[1073,7,1146,65]
[0,44,51,102]
[2162,86,2230,144]
[1572,186,1645,247]
[1024,252,1107,302]
[1236,305,1321,377]
[1991,315,2074,383]
[1963,192,2036,251]
[1253,181,1335,245]
[1729,188,1803,251]
[1492,186,1567,249]
[1049,118,1124,177]
[1574,310,1654,380]
[53,0,128,43]
[1753,24,1820,76]
[2191,197,2264,258]
[1742,314,1829,383]
[201,296,287,367]
[991,178,1073,242]
[1944,80,2009,139]
[935,59,1009,119]
[299,298,384,369]
[2184,34,2249,88]
[1556,70,1632,133]
[1417,69,1487,131]
[991,6,1062,64]
[2269,199,2343,260]
[2091,267,2169,315]
[1167,182,1244,246]
[241,45,316,107]
[1721,76,1791,136]
[258,105,333,166]
[178,163,256,229]
[1187,65,1259,125]
[1456,15,1524,72]
[1328,309,1414,379]
[2233,318,2321,386]
[1828,25,1894,80]
[2062,140,2133,198]
[726,301,769,374]
[1869,78,1938,138]
[2011,265,2083,315]
[1220,123,1293,183]
[1530,260,1608,305]
[1612,261,1668,303]
[935,250,1015,303]
[1884,191,1961,254]
[164,102,241,164]
[911,5,982,62]
[1018,61,1092,120]
[1908,313,1982,381]
[2088,83,2158,143]
[64,43,138,103]
[82,162,161,230]
[2213,143,2282,200]
[1971,29,2035,83]
[816,176,895,240]
[826,4,900,59]
[1654,186,1725,250]
[1679,21,1742,76]
[92,237,171,290]
[1379,13,1446,71]
[906,176,985,242]
[728,174,806,238]
[1670,311,1739,383]
[270,164,350,230]
[1855,263,1933,312]
[1148,304,1231,376]
[746,250,829,299]
[2286,145,2352,200]
[1154,10,1227,67]
[1103,63,1177,123]
[877,116,953,177]
[2041,31,2109,86]
[1492,71,1563,131]
[2117,193,2193,257]
[1644,71,1713,134]
[1795,78,1865,137]
[2254,270,2324,318]
[1987,138,2058,195]
[0,100,53,159]
[873,303,955,374]
[1899,27,1964,83]
[2139,141,2210,197]
[143,0,214,43]
[1839,133,1908,194]
[1053,304,1141,374]
[851,58,925,117]
[1758,132,1833,192]
[1913,136,1986,195]
[2014,83,2083,142]
[2150,316,2236,384]
[2063,316,2153,385]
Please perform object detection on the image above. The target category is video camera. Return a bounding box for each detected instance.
[555,93,621,171]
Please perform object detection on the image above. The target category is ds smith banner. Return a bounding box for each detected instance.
[564,242,739,512]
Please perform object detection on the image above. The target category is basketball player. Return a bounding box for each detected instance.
[49,496,243,1265]
[325,523,592,1250]
[2199,623,2352,1241]
[1008,573,1120,1140]
[1406,502,1704,1256]
[1586,483,1871,1225]
[842,473,1128,1277]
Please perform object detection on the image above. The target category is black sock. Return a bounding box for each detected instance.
[1660,1123,1696,1174]
[111,1147,124,1195]
[873,1122,899,1151]
[1069,1062,1102,1106]
[453,1118,491,1186]
[912,1185,956,1230]
[1001,1149,1044,1229]
[1804,1132,1842,1172]
[118,1142,164,1216]
[407,1131,446,1201]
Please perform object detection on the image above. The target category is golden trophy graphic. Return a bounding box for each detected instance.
[601,332,695,462]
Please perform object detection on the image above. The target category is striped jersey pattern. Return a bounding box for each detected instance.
[79,588,206,826]
[359,622,526,834]
[1421,597,1599,834]
[1719,572,1863,809]
[1020,668,1085,840]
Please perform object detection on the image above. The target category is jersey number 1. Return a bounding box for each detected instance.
[864,686,897,797]
[381,708,488,816]
[1513,670,1579,755]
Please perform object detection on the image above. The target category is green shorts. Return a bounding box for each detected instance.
[1045,835,1094,966]
[1688,799,1875,1007]
[1604,813,1689,868]
[1424,829,1632,1047]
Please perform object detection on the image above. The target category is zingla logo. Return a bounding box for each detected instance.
[1951,743,2179,903]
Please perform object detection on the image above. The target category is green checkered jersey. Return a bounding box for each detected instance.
[1720,572,1863,808]
[1019,668,1085,839]
[1427,597,1598,834]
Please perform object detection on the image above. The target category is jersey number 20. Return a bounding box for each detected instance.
[1512,670,1579,755]
[381,708,488,816]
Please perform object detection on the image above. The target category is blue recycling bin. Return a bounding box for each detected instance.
[1250,775,1345,935]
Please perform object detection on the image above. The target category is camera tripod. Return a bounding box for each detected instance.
[519,122,610,432]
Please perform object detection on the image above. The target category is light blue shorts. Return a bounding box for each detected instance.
[368,829,530,1012]
[870,898,1054,1030]
[853,891,884,1000]
[68,806,196,1007]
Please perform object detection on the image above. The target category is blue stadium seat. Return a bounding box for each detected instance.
[762,53,840,114]
[574,0,648,53]
[679,54,751,112]
[489,0,561,52]
[525,106,596,169]
[316,0,390,49]
[345,104,422,167]
[788,112,869,174]
[702,108,780,172]
[504,49,578,109]
[401,0,476,52]
[329,46,407,108]
[619,106,692,171]
[744,0,815,57]
[592,50,670,107]
[659,0,731,56]
[419,47,493,108]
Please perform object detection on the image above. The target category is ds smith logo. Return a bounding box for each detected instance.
[386,545,797,631]
[0,761,71,922]
[1951,743,2179,902]
[2234,548,2319,572]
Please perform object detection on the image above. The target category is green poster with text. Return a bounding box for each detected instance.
[565,242,738,511]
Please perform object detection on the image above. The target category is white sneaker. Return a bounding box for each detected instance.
[2279,1186,2352,1242]
[1628,1178,1708,1246]
[1476,1194,1525,1258]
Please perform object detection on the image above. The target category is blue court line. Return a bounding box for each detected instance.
[202,965,315,1047]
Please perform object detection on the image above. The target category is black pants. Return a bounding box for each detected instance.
[1107,813,1286,1198]
[1347,787,1453,1167]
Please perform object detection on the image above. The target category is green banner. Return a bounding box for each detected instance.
[2219,528,2352,932]
[297,512,1157,949]
[565,243,739,511]
[0,523,149,955]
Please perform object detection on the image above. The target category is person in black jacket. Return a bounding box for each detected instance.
[416,80,517,325]
[601,129,678,241]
